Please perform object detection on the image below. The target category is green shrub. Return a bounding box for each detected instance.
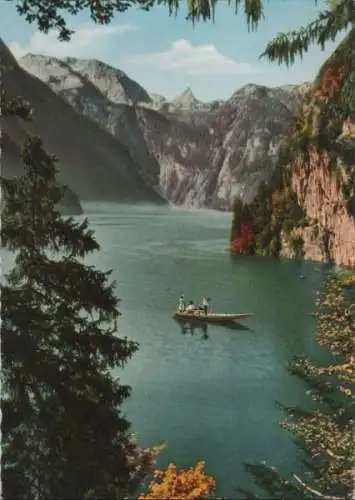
[290,235,305,259]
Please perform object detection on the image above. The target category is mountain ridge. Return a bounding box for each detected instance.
[17,50,310,210]
[18,51,310,112]
[1,42,165,210]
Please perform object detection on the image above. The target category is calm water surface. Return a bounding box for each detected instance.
[1,202,329,497]
[81,202,327,498]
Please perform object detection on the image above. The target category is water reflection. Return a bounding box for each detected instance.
[177,319,209,339]
[174,317,250,340]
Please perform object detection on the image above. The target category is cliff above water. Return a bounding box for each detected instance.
[230,30,355,268]
[7,38,353,267]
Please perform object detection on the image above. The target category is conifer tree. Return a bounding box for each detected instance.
[1,91,155,499]
[3,1,354,498]
[238,272,355,500]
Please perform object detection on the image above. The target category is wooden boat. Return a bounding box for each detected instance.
[173,310,253,324]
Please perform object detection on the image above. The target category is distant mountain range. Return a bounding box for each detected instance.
[2,40,311,212]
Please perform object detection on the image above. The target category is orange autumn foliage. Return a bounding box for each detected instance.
[139,461,216,500]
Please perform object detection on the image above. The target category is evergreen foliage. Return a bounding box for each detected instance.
[238,272,355,500]
[3,1,354,498]
[261,1,354,66]
[8,0,353,59]
[230,166,307,258]
[1,93,155,499]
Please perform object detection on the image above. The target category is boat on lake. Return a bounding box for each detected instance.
[173,311,253,324]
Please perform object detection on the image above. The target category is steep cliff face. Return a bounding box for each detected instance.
[18,53,307,209]
[230,30,355,268]
[282,30,355,268]
[138,91,299,209]
[281,146,355,268]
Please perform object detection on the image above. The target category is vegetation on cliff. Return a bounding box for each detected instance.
[238,271,355,499]
[230,163,308,258]
[231,26,355,261]
[291,27,355,211]
[313,29,355,212]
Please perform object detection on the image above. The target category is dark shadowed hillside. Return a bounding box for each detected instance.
[0,41,165,210]
[2,132,83,215]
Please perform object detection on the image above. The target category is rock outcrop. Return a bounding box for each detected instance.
[281,31,355,268]
[1,42,165,208]
[18,53,308,210]
[281,146,355,268]
[230,30,355,268]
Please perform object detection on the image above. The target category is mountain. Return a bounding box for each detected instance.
[11,40,354,268]
[18,53,308,210]
[2,132,83,215]
[1,43,165,212]
[171,87,206,111]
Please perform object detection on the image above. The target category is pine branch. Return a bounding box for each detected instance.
[293,474,345,500]
[11,0,267,40]
[182,0,264,31]
[260,1,354,66]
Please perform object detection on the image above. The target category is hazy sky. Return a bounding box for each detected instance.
[1,0,347,101]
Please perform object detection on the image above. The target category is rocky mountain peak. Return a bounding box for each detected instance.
[19,53,85,91]
[228,83,270,103]
[172,86,201,109]
[19,54,152,106]
[61,56,152,105]
[63,57,127,82]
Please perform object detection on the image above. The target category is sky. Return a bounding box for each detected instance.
[0,0,348,101]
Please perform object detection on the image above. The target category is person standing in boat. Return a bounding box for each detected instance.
[202,296,209,315]
[178,294,185,312]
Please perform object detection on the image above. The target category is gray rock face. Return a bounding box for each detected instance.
[20,53,153,106]
[1,43,165,208]
[18,52,310,210]
[171,87,207,112]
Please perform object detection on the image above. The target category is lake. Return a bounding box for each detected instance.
[79,202,327,498]
[1,201,329,497]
